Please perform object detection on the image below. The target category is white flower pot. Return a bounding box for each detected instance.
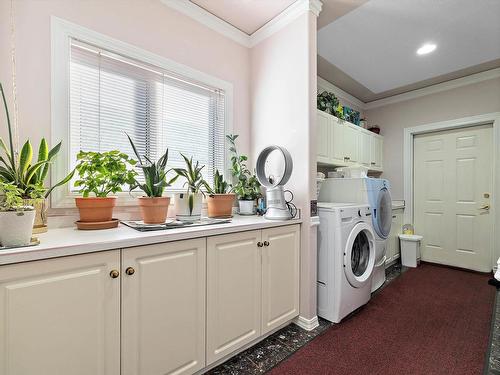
[238,200,256,215]
[174,192,203,222]
[0,209,36,247]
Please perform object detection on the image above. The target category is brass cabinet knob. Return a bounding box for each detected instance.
[125,267,135,276]
[257,242,263,248]
[109,270,120,279]
[264,241,270,247]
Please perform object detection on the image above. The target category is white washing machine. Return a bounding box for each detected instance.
[317,203,376,323]
[318,178,392,292]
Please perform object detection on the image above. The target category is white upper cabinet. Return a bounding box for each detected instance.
[316,110,383,171]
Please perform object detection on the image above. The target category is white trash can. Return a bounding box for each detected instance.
[399,234,423,268]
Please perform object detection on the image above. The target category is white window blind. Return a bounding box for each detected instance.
[69,39,226,191]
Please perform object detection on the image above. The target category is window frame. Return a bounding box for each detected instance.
[51,16,233,208]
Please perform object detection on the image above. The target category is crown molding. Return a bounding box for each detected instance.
[317,76,365,109]
[249,0,322,47]
[365,67,500,109]
[160,0,322,49]
[160,0,251,47]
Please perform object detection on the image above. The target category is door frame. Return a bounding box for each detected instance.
[403,112,500,270]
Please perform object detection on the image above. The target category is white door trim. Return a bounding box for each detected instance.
[404,112,500,270]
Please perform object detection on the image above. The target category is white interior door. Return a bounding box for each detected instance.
[414,125,494,272]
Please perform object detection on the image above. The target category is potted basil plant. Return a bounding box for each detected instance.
[173,154,206,222]
[0,182,35,247]
[127,134,178,224]
[205,169,235,218]
[227,134,261,215]
[74,150,137,228]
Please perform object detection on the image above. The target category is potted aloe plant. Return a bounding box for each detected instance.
[0,182,35,247]
[227,134,261,215]
[74,150,137,228]
[0,82,74,233]
[126,134,178,224]
[205,169,235,218]
[173,154,206,222]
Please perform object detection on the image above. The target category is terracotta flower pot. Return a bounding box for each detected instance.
[75,197,116,222]
[206,194,235,218]
[138,196,171,224]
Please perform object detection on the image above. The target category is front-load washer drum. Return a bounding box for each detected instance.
[374,187,392,239]
[344,222,376,288]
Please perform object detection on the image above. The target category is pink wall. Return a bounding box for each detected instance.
[250,11,318,320]
[366,77,500,199]
[0,0,251,160]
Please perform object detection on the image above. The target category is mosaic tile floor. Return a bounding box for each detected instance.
[207,263,405,374]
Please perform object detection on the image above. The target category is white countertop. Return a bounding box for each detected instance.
[0,216,302,266]
[392,200,405,210]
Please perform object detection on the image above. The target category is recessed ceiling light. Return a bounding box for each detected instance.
[416,43,437,55]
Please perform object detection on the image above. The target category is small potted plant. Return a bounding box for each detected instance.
[0,182,36,247]
[1,82,74,233]
[205,169,235,218]
[227,134,261,215]
[74,150,137,228]
[127,135,178,224]
[173,154,206,222]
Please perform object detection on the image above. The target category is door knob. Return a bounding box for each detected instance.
[257,242,263,248]
[109,270,120,279]
[264,241,270,247]
[125,267,135,276]
[479,204,490,210]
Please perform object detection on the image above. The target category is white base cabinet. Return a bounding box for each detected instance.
[316,109,383,171]
[207,225,300,365]
[0,224,300,375]
[0,251,121,375]
[121,239,206,375]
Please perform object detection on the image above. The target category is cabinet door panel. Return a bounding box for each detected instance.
[206,231,261,364]
[358,131,371,166]
[0,251,120,375]
[331,120,345,162]
[317,111,331,163]
[122,239,206,375]
[344,126,359,163]
[262,225,300,334]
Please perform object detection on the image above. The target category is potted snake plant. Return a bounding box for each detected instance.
[0,182,35,247]
[205,169,235,218]
[127,134,178,224]
[0,83,74,233]
[173,154,206,222]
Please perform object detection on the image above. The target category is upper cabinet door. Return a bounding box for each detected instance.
[331,119,345,162]
[317,110,331,163]
[370,135,383,169]
[261,225,300,334]
[358,130,371,166]
[121,239,206,375]
[0,251,121,375]
[206,231,262,365]
[344,125,359,163]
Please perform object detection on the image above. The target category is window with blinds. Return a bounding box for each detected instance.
[69,39,226,191]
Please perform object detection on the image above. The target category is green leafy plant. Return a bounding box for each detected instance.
[0,82,74,199]
[74,150,137,197]
[173,154,206,194]
[0,181,30,211]
[317,91,344,120]
[227,134,261,200]
[126,134,178,197]
[205,169,232,195]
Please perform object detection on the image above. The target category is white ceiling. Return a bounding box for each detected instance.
[190,0,298,35]
[318,0,500,95]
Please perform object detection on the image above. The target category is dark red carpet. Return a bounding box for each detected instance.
[270,263,495,375]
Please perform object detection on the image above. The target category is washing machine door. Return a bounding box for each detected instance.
[373,187,392,239]
[344,222,376,288]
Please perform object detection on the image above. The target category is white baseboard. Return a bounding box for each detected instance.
[293,315,319,331]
